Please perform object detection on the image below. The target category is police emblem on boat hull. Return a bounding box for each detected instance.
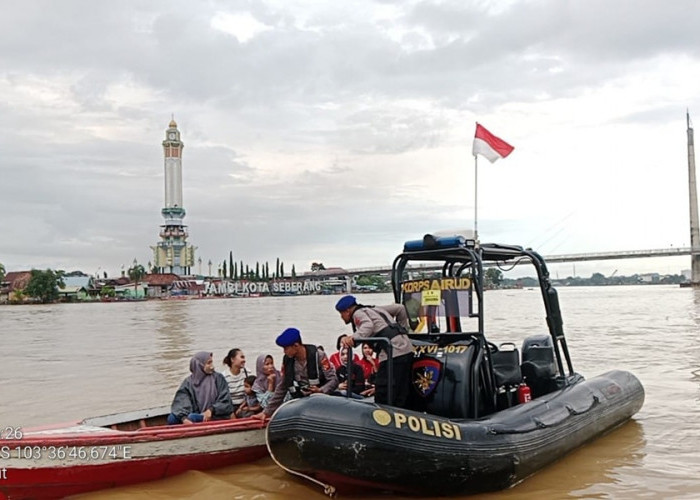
[412,358,442,397]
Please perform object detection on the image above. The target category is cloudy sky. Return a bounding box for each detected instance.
[2,0,700,279]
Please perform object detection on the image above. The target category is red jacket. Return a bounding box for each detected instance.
[358,357,379,381]
[329,351,361,370]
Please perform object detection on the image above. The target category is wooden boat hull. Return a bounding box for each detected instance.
[266,370,644,496]
[0,406,267,499]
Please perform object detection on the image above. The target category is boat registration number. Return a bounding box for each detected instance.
[413,344,469,355]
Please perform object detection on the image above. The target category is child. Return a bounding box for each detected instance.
[235,375,262,418]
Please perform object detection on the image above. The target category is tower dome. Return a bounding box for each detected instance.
[169,118,177,128]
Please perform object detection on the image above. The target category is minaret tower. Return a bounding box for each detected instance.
[151,118,196,275]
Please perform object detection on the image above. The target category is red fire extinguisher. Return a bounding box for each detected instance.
[517,383,532,404]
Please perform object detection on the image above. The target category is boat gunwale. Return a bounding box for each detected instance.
[2,414,266,446]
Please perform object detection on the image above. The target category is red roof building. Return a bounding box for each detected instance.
[0,271,32,303]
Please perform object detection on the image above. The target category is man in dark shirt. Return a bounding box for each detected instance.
[253,327,338,419]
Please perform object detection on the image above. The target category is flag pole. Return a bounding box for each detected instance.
[474,153,478,242]
[472,122,514,244]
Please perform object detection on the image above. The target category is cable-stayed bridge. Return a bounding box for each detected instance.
[312,117,698,285]
[334,247,699,277]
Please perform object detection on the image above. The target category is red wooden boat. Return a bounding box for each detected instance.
[0,406,267,499]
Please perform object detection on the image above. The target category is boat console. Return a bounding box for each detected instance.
[391,233,576,418]
[408,338,477,418]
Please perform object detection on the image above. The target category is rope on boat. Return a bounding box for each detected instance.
[264,402,338,498]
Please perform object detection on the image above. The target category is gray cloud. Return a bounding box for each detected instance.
[1,0,699,276]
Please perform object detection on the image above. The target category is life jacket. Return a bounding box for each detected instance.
[282,344,326,398]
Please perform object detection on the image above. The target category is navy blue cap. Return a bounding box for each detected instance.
[276,327,302,347]
[335,295,357,312]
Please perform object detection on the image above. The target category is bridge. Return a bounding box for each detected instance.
[316,247,700,278]
[318,115,700,285]
[334,115,700,283]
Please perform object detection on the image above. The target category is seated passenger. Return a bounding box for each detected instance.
[222,348,249,416]
[167,351,233,424]
[252,354,281,410]
[253,327,338,419]
[336,347,365,397]
[329,334,360,370]
[358,342,380,397]
[235,375,262,418]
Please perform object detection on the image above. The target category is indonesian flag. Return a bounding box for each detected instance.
[472,123,514,163]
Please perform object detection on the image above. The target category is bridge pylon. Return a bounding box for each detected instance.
[687,112,700,286]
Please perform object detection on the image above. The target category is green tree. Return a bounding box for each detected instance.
[484,268,503,288]
[291,264,296,278]
[276,258,280,278]
[311,262,325,272]
[128,262,146,297]
[229,251,234,279]
[280,262,285,278]
[255,262,260,280]
[356,275,389,291]
[234,262,238,280]
[0,262,5,282]
[25,269,65,303]
[590,272,607,285]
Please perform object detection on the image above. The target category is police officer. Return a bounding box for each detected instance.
[253,327,338,419]
[335,295,413,408]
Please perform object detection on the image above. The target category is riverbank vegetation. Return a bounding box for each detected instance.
[485,269,687,288]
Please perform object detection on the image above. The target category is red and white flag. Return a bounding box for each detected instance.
[472,123,514,163]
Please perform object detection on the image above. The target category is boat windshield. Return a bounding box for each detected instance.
[401,277,475,334]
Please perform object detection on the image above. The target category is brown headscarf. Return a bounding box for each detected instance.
[189,351,217,411]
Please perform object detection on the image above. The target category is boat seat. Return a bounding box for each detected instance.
[492,343,522,410]
[491,343,522,387]
[521,335,558,398]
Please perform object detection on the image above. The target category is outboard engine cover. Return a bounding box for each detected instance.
[520,335,558,398]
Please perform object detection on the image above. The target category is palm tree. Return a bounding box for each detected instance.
[11,289,25,304]
[128,259,146,298]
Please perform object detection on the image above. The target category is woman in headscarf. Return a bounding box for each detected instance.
[329,334,361,370]
[167,351,233,425]
[252,354,281,409]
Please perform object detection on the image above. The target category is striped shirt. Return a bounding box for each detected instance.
[223,368,248,405]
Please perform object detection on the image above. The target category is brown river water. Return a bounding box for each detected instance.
[1,286,699,499]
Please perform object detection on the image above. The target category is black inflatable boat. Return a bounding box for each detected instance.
[266,234,645,496]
